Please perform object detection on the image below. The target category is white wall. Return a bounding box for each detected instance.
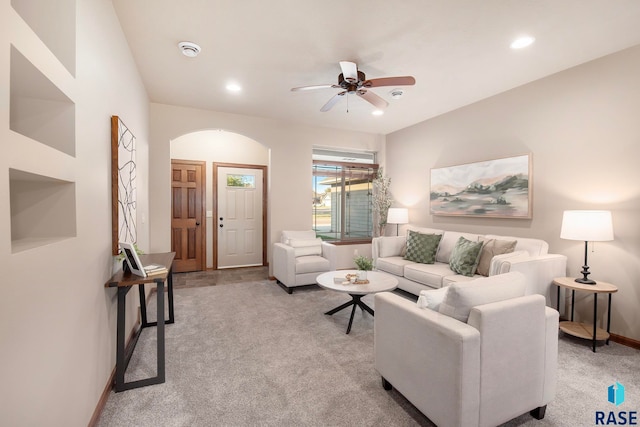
[149,103,385,275]
[171,130,269,268]
[386,45,640,341]
[0,1,149,425]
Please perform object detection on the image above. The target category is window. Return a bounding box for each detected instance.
[312,149,377,242]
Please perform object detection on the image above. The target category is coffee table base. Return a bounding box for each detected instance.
[325,294,374,334]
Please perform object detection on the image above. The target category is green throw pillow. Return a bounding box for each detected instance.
[449,236,484,277]
[404,230,442,264]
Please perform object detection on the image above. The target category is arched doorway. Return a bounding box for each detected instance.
[170,130,269,271]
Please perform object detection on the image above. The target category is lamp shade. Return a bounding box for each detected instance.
[387,208,409,225]
[560,210,613,242]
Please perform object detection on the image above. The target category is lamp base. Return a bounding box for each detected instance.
[575,277,596,285]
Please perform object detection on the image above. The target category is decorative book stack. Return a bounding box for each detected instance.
[144,264,168,276]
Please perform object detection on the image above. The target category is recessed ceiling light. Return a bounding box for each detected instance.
[178,41,201,57]
[226,83,242,92]
[510,36,535,50]
[372,110,384,116]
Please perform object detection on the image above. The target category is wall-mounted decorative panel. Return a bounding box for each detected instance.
[111,116,137,255]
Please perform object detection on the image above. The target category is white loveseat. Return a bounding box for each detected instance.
[272,230,337,294]
[374,271,559,427]
[372,227,567,307]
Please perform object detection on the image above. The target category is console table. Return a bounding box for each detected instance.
[553,277,617,353]
[105,252,175,392]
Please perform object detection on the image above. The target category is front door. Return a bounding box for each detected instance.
[215,164,266,269]
[170,160,205,272]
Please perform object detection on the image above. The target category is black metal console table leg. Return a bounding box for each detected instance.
[592,294,597,353]
[114,279,167,392]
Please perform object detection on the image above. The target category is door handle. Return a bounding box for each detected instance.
[219,217,223,221]
[219,224,223,228]
[196,222,200,226]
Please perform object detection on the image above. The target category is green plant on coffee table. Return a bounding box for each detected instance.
[354,255,373,271]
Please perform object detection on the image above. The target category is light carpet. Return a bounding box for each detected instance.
[98,277,640,426]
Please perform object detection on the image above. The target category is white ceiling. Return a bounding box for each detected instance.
[112,0,640,135]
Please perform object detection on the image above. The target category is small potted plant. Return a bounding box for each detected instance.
[354,255,373,281]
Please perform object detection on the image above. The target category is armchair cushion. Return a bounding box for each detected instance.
[438,271,526,322]
[288,237,323,257]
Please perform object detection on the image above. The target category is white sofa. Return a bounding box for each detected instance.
[272,230,337,293]
[372,227,567,307]
[375,272,559,427]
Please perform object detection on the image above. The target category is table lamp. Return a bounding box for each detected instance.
[387,208,409,236]
[560,210,613,285]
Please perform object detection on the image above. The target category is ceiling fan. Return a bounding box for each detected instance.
[291,61,416,112]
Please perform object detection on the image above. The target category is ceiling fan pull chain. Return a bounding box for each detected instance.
[346,94,349,113]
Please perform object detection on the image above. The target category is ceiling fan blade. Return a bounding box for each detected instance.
[363,76,416,88]
[320,91,346,112]
[339,61,358,82]
[291,84,339,92]
[356,90,389,110]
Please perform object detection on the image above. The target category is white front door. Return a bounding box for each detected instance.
[217,166,264,268]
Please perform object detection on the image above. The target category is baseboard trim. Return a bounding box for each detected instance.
[610,333,640,350]
[88,305,145,426]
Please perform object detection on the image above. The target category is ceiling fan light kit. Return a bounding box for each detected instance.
[292,61,415,113]
[178,41,201,57]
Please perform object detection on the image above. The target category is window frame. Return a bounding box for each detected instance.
[312,159,379,244]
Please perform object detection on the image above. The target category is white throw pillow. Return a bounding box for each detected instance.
[288,238,322,257]
[378,235,407,258]
[437,271,526,322]
[416,287,449,311]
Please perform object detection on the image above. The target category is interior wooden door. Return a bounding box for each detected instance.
[171,160,205,272]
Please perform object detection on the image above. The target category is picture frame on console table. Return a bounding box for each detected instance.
[430,153,532,219]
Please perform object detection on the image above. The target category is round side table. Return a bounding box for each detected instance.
[553,277,618,353]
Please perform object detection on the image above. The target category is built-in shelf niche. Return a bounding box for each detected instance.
[10,46,76,157]
[11,0,76,76]
[10,169,77,253]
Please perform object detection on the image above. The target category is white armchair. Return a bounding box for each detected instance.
[374,272,559,427]
[272,230,337,294]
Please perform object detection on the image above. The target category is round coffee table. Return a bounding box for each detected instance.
[316,270,398,334]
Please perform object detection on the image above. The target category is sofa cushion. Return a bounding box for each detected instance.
[375,256,414,277]
[448,237,484,277]
[476,238,517,276]
[281,230,316,244]
[485,234,548,256]
[417,287,449,310]
[404,262,455,288]
[435,231,481,263]
[378,235,407,258]
[295,255,330,274]
[404,230,442,264]
[288,238,322,257]
[438,271,527,322]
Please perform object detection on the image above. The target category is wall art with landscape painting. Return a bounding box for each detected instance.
[430,154,532,219]
[111,115,137,255]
